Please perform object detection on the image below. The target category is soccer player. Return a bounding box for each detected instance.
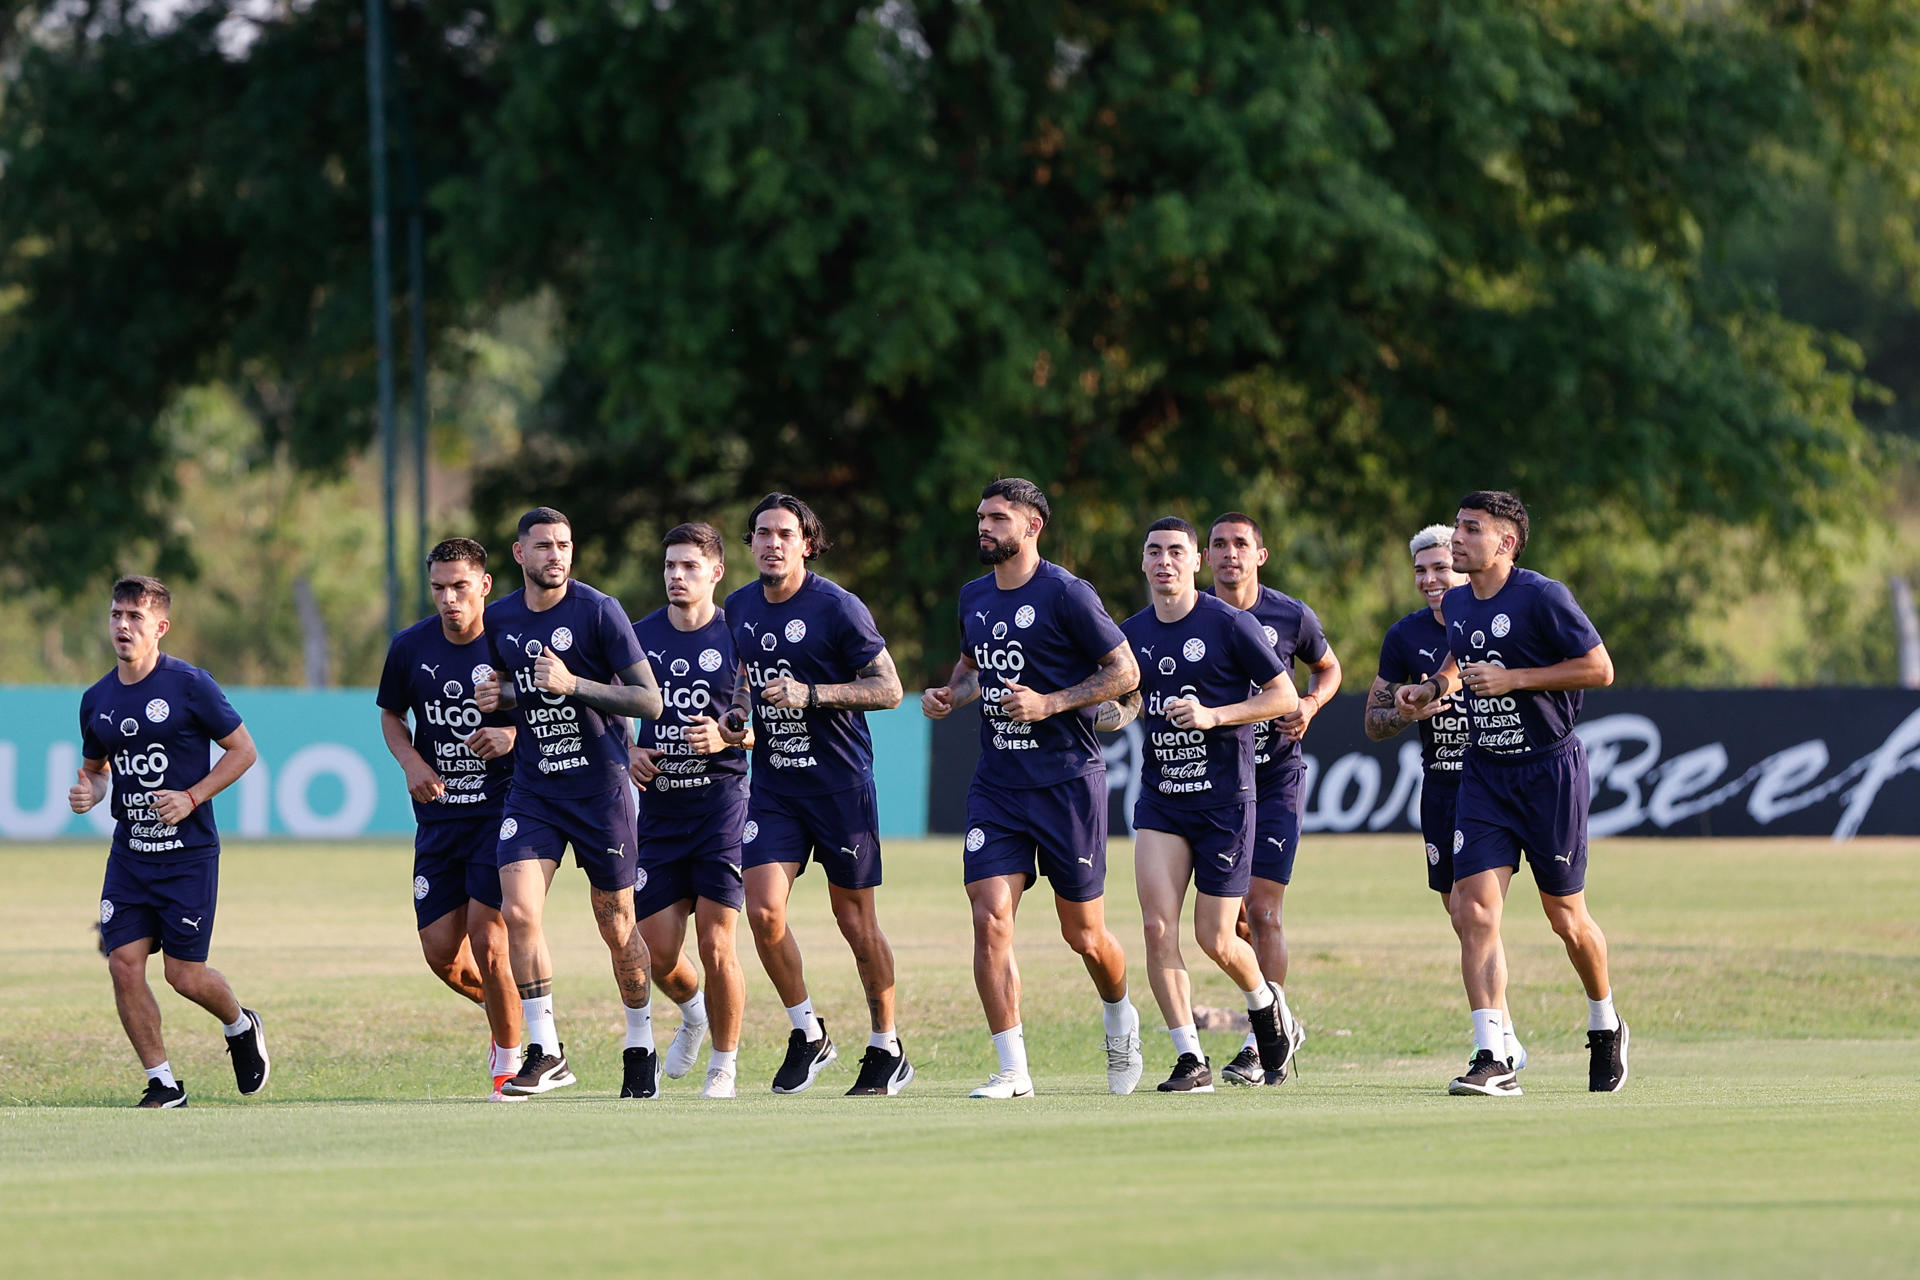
[473,507,665,1098]
[376,537,524,1099]
[1204,512,1338,1086]
[1396,491,1628,1096]
[1110,518,1301,1093]
[628,523,750,1099]
[921,478,1145,1099]
[725,493,911,1096]
[1365,524,1525,1074]
[68,577,269,1108]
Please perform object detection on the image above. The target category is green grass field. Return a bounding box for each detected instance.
[2,835,1916,1277]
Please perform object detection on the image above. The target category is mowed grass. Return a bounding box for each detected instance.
[2,835,1916,1278]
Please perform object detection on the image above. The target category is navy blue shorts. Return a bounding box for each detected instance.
[1250,792,1301,885]
[99,851,218,963]
[635,780,748,917]
[1453,737,1590,897]
[413,815,505,929]
[742,782,882,890]
[1421,774,1461,894]
[963,771,1108,903]
[496,784,640,892]
[1132,794,1256,899]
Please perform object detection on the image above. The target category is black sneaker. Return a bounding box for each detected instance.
[1448,1049,1521,1096]
[1264,997,1308,1086]
[620,1046,659,1099]
[502,1042,577,1096]
[1221,1045,1263,1087]
[1155,1053,1214,1093]
[845,1041,914,1096]
[770,1020,837,1094]
[1248,995,1288,1075]
[225,1007,270,1096]
[136,1078,187,1108]
[1587,1020,1630,1093]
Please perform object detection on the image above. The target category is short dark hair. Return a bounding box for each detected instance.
[1459,490,1530,556]
[981,477,1051,528]
[1145,515,1200,548]
[427,537,488,571]
[745,493,832,559]
[517,506,571,539]
[112,576,171,614]
[1209,511,1264,547]
[663,522,725,560]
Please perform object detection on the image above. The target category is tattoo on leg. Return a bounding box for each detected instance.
[517,978,552,999]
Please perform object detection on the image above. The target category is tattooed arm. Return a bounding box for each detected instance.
[1093,689,1143,733]
[1363,676,1411,741]
[921,656,981,719]
[811,648,905,711]
[533,653,665,721]
[1001,642,1140,723]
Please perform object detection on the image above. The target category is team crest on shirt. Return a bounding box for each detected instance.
[550,627,574,652]
[965,827,985,852]
[471,664,494,686]
[699,648,723,672]
[761,633,777,651]
[1182,638,1206,662]
[992,622,1008,640]
[1452,829,1463,853]
[442,681,463,699]
[1426,843,1440,866]
[413,875,430,901]
[100,899,115,924]
[1014,605,1035,629]
[742,821,759,844]
[500,818,519,840]
[1158,657,1177,675]
[670,658,690,677]
[784,620,807,644]
[1263,626,1279,646]
[1491,613,1511,638]
[145,699,170,724]
[120,718,139,737]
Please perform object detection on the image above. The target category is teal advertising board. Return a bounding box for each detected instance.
[0,687,930,840]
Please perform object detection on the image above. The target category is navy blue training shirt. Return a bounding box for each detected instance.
[1377,607,1469,778]
[376,617,514,823]
[960,561,1126,789]
[1208,585,1329,808]
[79,654,243,858]
[631,607,747,812]
[1442,568,1604,758]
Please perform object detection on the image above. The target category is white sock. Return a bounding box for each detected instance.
[1243,982,1276,1012]
[624,1001,655,1051]
[868,1028,900,1056]
[523,994,559,1053]
[1169,1024,1203,1060]
[220,1012,251,1037]
[992,1025,1028,1077]
[1242,1030,1259,1051]
[785,998,822,1041]
[709,1048,737,1076]
[490,1041,521,1076]
[1471,1008,1505,1054]
[677,990,708,1027]
[1588,994,1619,1032]
[145,1061,176,1088]
[1101,996,1136,1038]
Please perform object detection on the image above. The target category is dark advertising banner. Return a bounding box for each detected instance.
[927,689,1920,840]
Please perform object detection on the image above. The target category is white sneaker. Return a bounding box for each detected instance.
[1104,1010,1144,1096]
[969,1070,1035,1100]
[700,1066,737,1099]
[664,1017,710,1080]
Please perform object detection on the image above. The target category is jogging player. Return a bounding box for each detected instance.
[1109,518,1302,1093]
[377,537,524,1099]
[629,523,750,1099]
[921,478,1145,1099]
[473,507,665,1098]
[1365,524,1525,1074]
[1204,512,1339,1085]
[725,493,912,1096]
[69,577,269,1108]
[1397,491,1627,1096]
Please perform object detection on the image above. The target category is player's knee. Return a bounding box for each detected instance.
[1546,907,1589,944]
[971,900,1014,944]
[832,904,876,949]
[1140,913,1176,952]
[160,957,201,995]
[106,949,145,988]
[1059,922,1101,956]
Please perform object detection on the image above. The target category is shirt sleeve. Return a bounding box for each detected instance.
[600,595,646,674]
[1295,604,1330,665]
[1376,626,1408,684]
[1537,581,1604,663]
[1228,610,1287,688]
[1061,578,1126,661]
[835,591,886,672]
[375,636,411,713]
[195,671,245,740]
[79,694,105,762]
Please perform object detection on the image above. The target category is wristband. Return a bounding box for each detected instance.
[805,683,815,709]
[1427,676,1445,700]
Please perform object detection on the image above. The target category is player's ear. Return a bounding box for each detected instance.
[154,616,170,640]
[1255,545,1270,567]
[480,572,492,596]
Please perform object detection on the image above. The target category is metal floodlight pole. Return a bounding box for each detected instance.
[394,46,432,620]
[366,0,399,637]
